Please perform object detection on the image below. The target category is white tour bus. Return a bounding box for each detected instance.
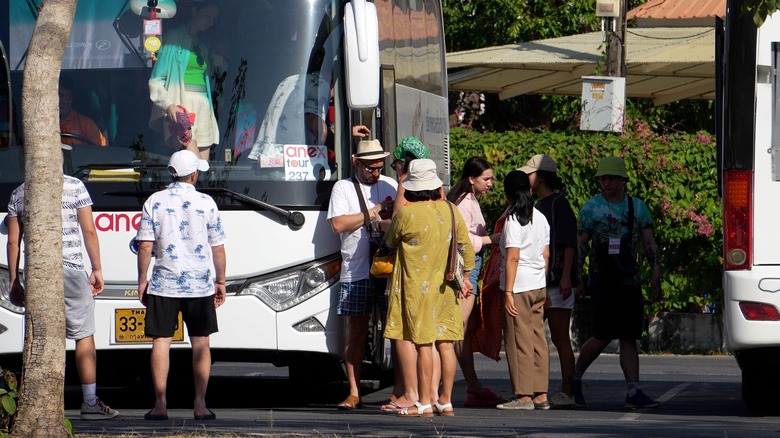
[0,0,450,384]
[722,0,780,409]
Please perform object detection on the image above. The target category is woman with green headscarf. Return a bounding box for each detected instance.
[391,136,438,216]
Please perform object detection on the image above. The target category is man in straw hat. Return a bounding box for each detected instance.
[327,139,397,410]
[573,156,662,409]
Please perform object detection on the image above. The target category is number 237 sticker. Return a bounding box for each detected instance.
[284,145,329,181]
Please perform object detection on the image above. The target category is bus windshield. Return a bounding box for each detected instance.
[2,0,343,212]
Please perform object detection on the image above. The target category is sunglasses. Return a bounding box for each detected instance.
[361,164,384,174]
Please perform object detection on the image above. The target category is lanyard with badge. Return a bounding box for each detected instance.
[607,195,634,254]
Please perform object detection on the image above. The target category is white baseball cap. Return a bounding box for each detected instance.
[168,150,209,177]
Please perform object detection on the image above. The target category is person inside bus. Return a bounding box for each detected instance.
[148,2,226,160]
[59,75,107,147]
[6,143,117,420]
[327,139,396,410]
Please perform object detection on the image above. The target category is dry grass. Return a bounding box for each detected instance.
[78,434,340,438]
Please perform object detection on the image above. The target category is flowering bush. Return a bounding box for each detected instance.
[450,120,721,313]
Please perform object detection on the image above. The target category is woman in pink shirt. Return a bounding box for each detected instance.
[447,157,501,407]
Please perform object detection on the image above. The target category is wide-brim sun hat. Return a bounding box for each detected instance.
[594,156,628,178]
[353,139,390,160]
[393,136,430,162]
[519,154,557,174]
[402,158,443,191]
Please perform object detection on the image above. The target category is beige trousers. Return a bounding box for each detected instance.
[503,287,549,396]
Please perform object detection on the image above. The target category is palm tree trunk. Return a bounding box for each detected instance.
[12,0,77,436]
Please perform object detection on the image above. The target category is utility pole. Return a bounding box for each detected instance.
[605,0,628,77]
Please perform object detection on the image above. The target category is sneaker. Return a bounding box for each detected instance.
[625,389,660,409]
[80,398,119,420]
[496,396,534,411]
[533,399,551,410]
[549,392,576,407]
[571,380,587,407]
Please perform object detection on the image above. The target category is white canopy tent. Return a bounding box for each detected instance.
[446,27,715,106]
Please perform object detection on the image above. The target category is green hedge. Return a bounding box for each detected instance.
[449,119,722,314]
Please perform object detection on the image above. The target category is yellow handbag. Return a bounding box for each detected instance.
[370,248,395,278]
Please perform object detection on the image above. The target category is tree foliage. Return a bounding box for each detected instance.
[443,0,602,52]
[742,0,780,25]
[449,123,722,314]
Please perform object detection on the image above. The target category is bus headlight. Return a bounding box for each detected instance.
[238,255,341,312]
[0,268,23,314]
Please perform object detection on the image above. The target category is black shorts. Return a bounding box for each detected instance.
[144,294,219,338]
[591,283,644,341]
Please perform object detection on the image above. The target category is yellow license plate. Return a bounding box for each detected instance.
[114,308,184,343]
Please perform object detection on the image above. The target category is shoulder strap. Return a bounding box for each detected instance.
[549,193,559,264]
[446,201,458,282]
[352,177,371,229]
[626,195,634,236]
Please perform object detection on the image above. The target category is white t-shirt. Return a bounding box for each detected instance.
[7,175,92,270]
[500,207,550,293]
[327,175,397,282]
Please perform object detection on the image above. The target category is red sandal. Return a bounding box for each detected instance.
[464,387,501,407]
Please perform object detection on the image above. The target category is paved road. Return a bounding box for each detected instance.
[67,354,780,437]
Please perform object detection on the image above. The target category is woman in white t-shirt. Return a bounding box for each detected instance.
[497,170,551,411]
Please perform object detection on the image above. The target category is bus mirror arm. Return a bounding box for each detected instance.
[198,188,306,230]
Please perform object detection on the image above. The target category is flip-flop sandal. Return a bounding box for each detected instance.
[397,402,433,417]
[382,401,418,412]
[143,410,168,421]
[193,409,216,420]
[434,401,455,417]
[380,401,401,412]
[337,395,362,410]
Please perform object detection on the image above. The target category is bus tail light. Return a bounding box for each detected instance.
[739,302,780,321]
[723,170,752,270]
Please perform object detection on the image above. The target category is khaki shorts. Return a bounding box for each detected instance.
[184,90,217,148]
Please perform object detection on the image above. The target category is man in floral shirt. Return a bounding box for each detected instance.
[136,150,226,421]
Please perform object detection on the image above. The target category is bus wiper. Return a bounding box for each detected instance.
[71,160,168,173]
[198,188,306,230]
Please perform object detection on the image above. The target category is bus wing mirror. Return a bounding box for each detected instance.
[344,0,380,109]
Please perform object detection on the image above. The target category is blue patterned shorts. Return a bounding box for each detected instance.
[337,279,387,317]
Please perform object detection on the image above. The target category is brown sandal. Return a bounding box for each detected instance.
[337,394,362,410]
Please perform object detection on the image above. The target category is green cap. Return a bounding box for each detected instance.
[393,136,430,162]
[594,156,628,178]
